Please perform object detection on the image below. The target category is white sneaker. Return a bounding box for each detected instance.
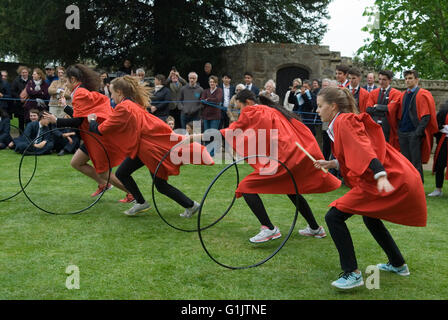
[249,226,281,243]
[428,190,443,197]
[124,201,151,216]
[298,225,327,238]
[179,201,200,218]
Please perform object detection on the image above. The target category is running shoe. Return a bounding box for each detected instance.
[91,183,113,197]
[119,193,136,203]
[179,201,201,218]
[331,271,364,289]
[249,226,281,243]
[377,263,410,276]
[298,225,327,238]
[124,202,151,216]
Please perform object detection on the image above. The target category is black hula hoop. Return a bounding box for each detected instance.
[197,155,300,270]
[18,127,111,215]
[0,124,38,202]
[152,140,239,232]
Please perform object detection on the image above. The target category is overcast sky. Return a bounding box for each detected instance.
[322,0,376,57]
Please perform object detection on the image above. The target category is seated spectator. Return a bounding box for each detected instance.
[227,83,245,124]
[166,115,175,130]
[24,68,50,124]
[149,74,171,121]
[11,110,54,155]
[52,115,80,156]
[0,108,13,149]
[259,79,280,104]
[48,66,72,118]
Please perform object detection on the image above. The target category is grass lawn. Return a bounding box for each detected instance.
[0,138,447,300]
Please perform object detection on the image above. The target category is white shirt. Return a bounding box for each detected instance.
[327,112,341,142]
[223,85,231,108]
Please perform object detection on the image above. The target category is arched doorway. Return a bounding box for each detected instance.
[276,66,310,104]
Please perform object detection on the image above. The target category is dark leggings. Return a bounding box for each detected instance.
[325,207,405,273]
[435,140,447,188]
[242,193,319,230]
[115,156,194,208]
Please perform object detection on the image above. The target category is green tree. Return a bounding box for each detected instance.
[357,0,448,79]
[0,0,331,74]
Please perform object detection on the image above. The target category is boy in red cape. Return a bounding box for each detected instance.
[189,90,341,243]
[390,70,438,182]
[366,70,402,150]
[315,87,427,290]
[428,102,448,197]
[347,68,369,113]
[88,75,213,216]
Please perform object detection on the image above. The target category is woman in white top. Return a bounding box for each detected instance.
[283,78,302,111]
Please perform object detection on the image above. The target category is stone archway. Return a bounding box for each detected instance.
[276,65,310,104]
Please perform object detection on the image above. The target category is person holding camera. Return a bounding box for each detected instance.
[48,66,72,118]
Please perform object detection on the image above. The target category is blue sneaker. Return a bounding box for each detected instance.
[377,263,410,276]
[331,271,364,289]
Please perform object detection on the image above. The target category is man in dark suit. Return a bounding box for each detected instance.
[198,62,213,90]
[363,72,378,93]
[243,72,259,96]
[219,74,236,129]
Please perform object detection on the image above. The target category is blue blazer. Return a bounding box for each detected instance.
[219,84,236,104]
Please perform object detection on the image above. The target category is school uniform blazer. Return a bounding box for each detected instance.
[0,117,12,144]
[433,111,448,179]
[391,88,438,164]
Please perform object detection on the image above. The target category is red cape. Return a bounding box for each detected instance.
[357,87,370,113]
[366,87,403,151]
[220,105,341,198]
[331,113,427,227]
[72,88,126,173]
[98,99,213,180]
[392,88,438,164]
[433,113,448,179]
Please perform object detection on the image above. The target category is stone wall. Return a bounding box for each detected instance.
[220,42,448,109]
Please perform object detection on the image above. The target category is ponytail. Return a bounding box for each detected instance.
[318,87,359,114]
[111,75,151,108]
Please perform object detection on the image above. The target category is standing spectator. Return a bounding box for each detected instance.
[166,69,187,129]
[1,70,8,81]
[348,68,369,113]
[335,64,350,88]
[99,71,111,99]
[44,64,58,85]
[283,78,302,111]
[219,74,235,129]
[393,70,438,182]
[0,72,11,115]
[320,78,337,160]
[243,72,259,95]
[119,59,134,75]
[201,75,223,156]
[136,68,146,85]
[0,108,13,149]
[312,79,321,96]
[198,62,213,89]
[149,74,171,122]
[10,66,31,131]
[227,84,245,124]
[1,70,13,116]
[259,79,280,104]
[179,72,203,129]
[201,75,223,131]
[288,79,316,135]
[428,102,448,197]
[363,73,378,93]
[23,68,50,124]
[48,66,72,118]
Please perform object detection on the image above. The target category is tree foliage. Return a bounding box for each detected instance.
[0,0,330,74]
[357,0,448,79]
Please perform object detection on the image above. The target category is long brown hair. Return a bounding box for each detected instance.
[111,75,151,108]
[66,64,101,92]
[317,87,359,114]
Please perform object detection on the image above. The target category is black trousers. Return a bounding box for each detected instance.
[115,156,194,208]
[325,207,405,273]
[435,140,447,188]
[242,193,319,230]
[398,131,424,182]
